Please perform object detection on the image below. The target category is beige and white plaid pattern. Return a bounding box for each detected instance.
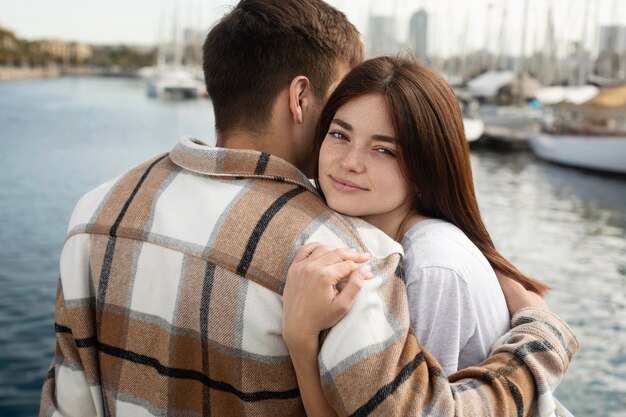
[40,136,578,417]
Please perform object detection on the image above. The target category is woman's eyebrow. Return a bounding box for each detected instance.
[372,134,396,143]
[331,118,352,131]
[332,118,396,143]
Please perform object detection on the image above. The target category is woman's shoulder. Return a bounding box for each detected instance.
[403,218,469,241]
[401,219,510,344]
[401,219,505,294]
[401,219,483,269]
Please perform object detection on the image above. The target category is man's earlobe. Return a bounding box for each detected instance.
[289,76,310,124]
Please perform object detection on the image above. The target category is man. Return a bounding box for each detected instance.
[40,1,577,416]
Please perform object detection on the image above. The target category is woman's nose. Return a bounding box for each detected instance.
[340,148,365,173]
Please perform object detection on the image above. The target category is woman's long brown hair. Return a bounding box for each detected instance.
[313,56,549,295]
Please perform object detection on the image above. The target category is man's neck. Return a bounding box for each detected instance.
[216,130,302,172]
[216,130,263,152]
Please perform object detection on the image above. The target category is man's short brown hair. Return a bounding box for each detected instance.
[203,0,363,134]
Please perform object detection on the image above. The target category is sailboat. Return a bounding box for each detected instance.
[146,6,204,100]
[529,84,626,174]
[530,133,626,174]
[455,90,485,142]
[466,0,544,148]
[147,69,204,100]
[467,70,542,147]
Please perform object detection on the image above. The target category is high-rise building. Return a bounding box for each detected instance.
[367,15,397,57]
[598,25,626,54]
[409,9,428,62]
[597,25,626,79]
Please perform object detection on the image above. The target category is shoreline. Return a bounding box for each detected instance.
[0,66,60,81]
[0,66,139,81]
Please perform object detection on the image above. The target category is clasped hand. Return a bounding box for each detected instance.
[282,243,373,351]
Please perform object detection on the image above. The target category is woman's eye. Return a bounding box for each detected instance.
[375,147,395,156]
[329,131,347,140]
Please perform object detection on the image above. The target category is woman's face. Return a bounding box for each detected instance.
[318,94,412,230]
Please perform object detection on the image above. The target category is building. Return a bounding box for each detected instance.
[37,40,72,63]
[0,27,18,50]
[36,40,92,65]
[408,9,428,62]
[182,28,203,66]
[367,15,397,57]
[596,26,626,79]
[598,25,626,54]
[70,42,93,63]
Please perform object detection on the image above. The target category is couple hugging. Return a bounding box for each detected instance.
[41,1,578,416]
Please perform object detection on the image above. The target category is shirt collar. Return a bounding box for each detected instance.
[170,136,318,194]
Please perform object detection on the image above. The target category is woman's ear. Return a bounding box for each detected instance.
[289,75,311,124]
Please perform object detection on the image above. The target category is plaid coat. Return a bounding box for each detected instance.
[40,137,578,417]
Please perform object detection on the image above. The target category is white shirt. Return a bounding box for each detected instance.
[401,219,510,376]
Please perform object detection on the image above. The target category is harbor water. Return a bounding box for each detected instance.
[1,77,625,417]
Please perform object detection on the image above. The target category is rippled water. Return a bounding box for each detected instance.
[472,151,626,416]
[1,77,625,417]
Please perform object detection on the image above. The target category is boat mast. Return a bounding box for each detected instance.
[578,0,591,85]
[566,1,577,85]
[432,1,444,72]
[156,1,166,68]
[172,3,181,67]
[485,2,494,71]
[366,0,372,57]
[590,0,600,81]
[615,0,626,79]
[497,1,508,70]
[518,0,529,105]
[458,2,470,81]
[544,0,556,85]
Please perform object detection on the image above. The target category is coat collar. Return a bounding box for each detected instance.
[170,136,318,194]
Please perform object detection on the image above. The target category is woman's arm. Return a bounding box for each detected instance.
[495,270,549,313]
[282,243,372,417]
[288,337,336,417]
[283,243,578,417]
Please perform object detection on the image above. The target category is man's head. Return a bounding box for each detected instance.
[203,0,363,139]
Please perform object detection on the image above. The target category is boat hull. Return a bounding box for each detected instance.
[146,68,204,100]
[463,118,485,142]
[529,133,626,174]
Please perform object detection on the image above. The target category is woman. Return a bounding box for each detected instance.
[282,56,550,416]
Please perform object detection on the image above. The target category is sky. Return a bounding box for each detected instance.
[1,0,625,57]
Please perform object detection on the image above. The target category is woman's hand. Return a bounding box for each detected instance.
[282,243,372,351]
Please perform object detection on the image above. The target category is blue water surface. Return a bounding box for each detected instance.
[1,77,625,417]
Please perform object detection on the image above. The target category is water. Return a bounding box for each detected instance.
[0,77,214,416]
[472,151,626,416]
[1,77,625,417]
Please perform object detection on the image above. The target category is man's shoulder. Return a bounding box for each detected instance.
[65,150,402,295]
[67,153,171,233]
[68,174,124,232]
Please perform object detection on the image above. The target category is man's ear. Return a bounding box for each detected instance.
[289,75,312,125]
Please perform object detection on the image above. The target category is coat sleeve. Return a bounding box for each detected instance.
[39,234,104,417]
[318,254,578,417]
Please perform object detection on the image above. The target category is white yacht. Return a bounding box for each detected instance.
[456,91,485,143]
[529,133,626,174]
[530,85,626,174]
[147,68,205,100]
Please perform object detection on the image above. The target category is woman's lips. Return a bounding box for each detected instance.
[329,176,368,192]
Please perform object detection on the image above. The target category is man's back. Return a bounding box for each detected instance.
[40,137,402,415]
